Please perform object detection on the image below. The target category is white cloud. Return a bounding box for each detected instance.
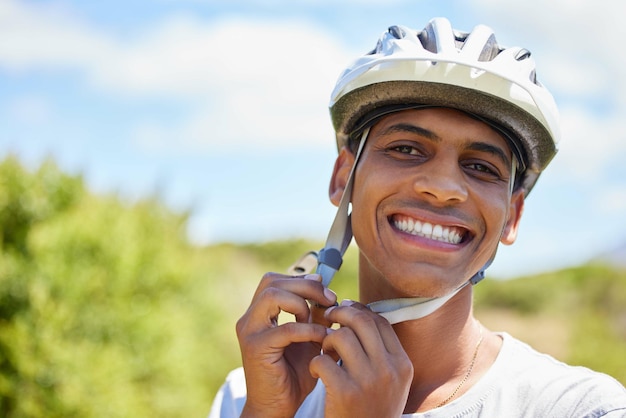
[116,16,348,150]
[0,1,351,151]
[0,0,114,71]
[114,16,352,150]
[0,2,346,98]
[94,16,349,98]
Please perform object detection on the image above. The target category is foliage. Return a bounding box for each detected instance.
[475,264,626,383]
[0,156,624,417]
[0,156,237,417]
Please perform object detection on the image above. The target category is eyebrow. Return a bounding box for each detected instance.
[378,123,441,142]
[467,142,512,169]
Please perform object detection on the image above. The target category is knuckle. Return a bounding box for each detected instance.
[235,310,251,337]
[259,285,282,301]
[377,362,396,383]
[401,362,414,381]
[352,309,376,326]
[259,271,278,286]
[322,327,347,350]
[279,321,299,336]
[333,326,354,340]
[252,272,280,298]
[235,317,245,337]
[395,355,414,381]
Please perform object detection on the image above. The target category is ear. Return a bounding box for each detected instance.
[329,147,355,207]
[500,189,525,245]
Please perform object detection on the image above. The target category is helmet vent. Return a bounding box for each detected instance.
[367,39,383,55]
[453,30,469,49]
[515,48,532,61]
[475,34,501,62]
[417,27,437,53]
[388,25,406,40]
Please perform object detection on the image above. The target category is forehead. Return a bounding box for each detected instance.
[369,107,512,152]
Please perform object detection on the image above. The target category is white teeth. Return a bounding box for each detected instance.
[394,218,464,244]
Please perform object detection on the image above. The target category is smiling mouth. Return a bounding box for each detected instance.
[390,215,469,245]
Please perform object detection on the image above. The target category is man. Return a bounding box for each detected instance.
[210,18,626,417]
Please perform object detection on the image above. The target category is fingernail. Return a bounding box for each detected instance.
[323,287,337,303]
[304,274,322,282]
[340,299,355,307]
[326,328,335,335]
[324,306,336,317]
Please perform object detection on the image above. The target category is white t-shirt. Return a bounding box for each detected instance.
[209,333,626,417]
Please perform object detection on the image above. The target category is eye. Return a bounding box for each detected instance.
[394,145,417,154]
[467,162,495,174]
[387,144,425,157]
[463,160,504,180]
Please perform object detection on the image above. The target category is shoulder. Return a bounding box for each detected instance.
[208,368,247,418]
[488,333,626,416]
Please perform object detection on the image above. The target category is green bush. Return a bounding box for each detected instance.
[0,157,229,417]
[476,264,626,385]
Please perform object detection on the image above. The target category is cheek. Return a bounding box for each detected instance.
[481,193,512,240]
[350,166,394,237]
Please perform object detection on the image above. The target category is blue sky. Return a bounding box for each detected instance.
[1,0,625,278]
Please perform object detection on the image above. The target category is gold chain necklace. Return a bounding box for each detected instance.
[436,324,484,408]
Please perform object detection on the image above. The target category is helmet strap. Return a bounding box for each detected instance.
[315,127,370,287]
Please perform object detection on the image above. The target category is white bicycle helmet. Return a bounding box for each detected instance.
[291,18,560,324]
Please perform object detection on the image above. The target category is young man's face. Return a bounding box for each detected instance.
[330,108,524,299]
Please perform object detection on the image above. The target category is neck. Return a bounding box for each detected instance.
[394,286,479,411]
[358,259,499,412]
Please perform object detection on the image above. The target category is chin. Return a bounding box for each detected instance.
[383,267,470,299]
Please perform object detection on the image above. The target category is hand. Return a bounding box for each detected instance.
[309,301,413,418]
[236,273,337,418]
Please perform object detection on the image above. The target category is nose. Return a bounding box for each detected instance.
[412,159,468,203]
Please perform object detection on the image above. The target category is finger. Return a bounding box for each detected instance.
[310,299,338,327]
[245,275,336,329]
[239,322,329,368]
[243,286,314,332]
[320,326,369,371]
[262,321,328,350]
[324,301,398,359]
[255,273,337,310]
[347,301,406,355]
[309,351,346,381]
